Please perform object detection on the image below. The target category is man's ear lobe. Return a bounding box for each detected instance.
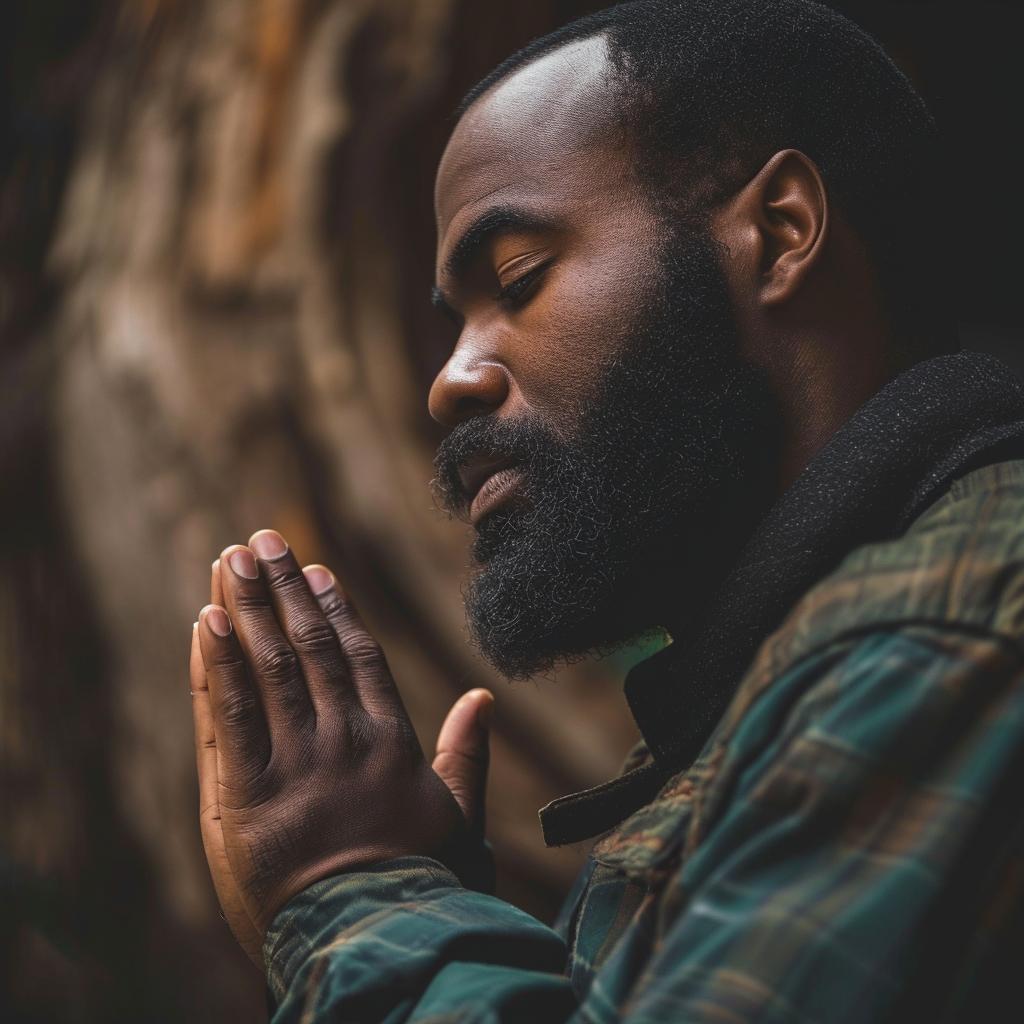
[717,149,829,310]
[754,150,828,307]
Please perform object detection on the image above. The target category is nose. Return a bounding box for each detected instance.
[428,347,511,426]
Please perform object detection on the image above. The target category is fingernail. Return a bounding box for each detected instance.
[476,692,494,729]
[229,548,258,579]
[303,565,334,596]
[211,560,219,571]
[205,606,232,636]
[250,530,288,561]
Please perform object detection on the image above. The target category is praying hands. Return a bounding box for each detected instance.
[188,529,494,965]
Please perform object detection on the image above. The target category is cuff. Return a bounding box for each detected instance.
[262,856,462,1005]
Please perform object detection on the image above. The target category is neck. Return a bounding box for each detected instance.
[654,320,954,638]
[769,327,913,494]
[744,222,956,493]
[647,479,778,643]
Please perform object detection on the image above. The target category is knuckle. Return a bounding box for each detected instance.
[267,562,305,596]
[288,617,337,656]
[208,646,245,672]
[230,590,271,615]
[219,690,260,729]
[343,632,383,665]
[320,590,356,624]
[255,641,299,684]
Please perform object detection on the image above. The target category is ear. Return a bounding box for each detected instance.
[712,149,829,310]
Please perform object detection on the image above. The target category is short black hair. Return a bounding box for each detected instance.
[458,0,950,343]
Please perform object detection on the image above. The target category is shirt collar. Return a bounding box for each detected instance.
[541,351,1024,846]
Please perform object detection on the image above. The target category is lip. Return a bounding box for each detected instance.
[459,455,524,525]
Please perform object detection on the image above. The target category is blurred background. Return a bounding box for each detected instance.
[0,0,1020,1020]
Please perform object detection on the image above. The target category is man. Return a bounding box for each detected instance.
[188,2,1024,1020]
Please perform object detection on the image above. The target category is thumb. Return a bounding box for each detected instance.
[432,688,493,839]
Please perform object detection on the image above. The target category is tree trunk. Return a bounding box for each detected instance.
[3,1,637,1019]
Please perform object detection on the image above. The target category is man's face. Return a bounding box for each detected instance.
[431,38,775,678]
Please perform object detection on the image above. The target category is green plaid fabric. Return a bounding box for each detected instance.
[264,461,1024,1023]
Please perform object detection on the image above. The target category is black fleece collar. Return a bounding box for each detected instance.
[541,351,1024,847]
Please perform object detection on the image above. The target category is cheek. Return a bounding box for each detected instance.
[510,256,655,426]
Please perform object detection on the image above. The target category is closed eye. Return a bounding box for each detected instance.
[494,264,548,309]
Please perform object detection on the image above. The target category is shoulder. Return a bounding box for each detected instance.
[701,460,1024,752]
[778,459,1024,669]
[591,462,1024,878]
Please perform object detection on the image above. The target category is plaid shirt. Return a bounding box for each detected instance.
[264,460,1024,1023]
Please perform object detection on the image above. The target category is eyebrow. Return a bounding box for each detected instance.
[432,205,556,321]
[442,205,555,279]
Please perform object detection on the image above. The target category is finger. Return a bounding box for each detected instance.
[198,604,270,792]
[219,544,314,732]
[432,689,493,840]
[303,565,403,716]
[247,531,352,711]
[211,559,224,606]
[191,623,264,964]
[190,623,219,821]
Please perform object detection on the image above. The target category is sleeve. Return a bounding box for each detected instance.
[264,626,1024,1024]
[263,856,576,1024]
[613,625,1024,1023]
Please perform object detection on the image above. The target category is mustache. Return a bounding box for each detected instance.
[431,415,561,520]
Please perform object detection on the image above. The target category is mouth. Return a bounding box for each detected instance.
[459,455,525,525]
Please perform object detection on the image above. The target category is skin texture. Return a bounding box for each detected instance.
[191,536,493,966]
[191,35,940,960]
[430,39,664,436]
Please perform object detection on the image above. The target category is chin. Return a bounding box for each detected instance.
[463,558,659,680]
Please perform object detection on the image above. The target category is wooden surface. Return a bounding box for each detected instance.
[2,2,634,1019]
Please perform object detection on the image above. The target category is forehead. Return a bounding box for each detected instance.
[434,36,621,247]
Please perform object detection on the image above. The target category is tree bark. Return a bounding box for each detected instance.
[2,0,637,1018]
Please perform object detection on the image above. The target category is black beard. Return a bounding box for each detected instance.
[432,231,777,680]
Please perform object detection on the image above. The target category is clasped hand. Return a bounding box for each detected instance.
[188,530,494,966]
